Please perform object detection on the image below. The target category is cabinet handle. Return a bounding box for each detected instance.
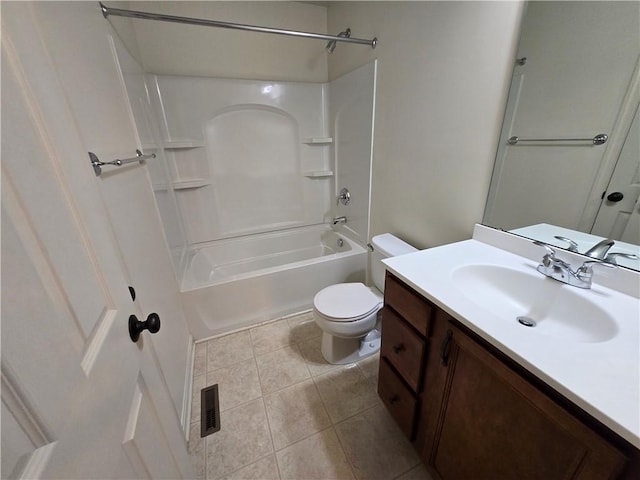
[392,343,405,354]
[440,329,453,366]
[389,395,400,405]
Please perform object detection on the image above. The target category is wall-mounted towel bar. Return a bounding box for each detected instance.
[507,133,608,146]
[89,149,156,176]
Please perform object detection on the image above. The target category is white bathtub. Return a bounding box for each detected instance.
[179,225,367,339]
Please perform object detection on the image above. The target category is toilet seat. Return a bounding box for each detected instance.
[313,283,382,322]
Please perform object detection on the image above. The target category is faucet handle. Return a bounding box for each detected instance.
[533,241,557,266]
[533,240,555,255]
[337,187,350,206]
[579,260,616,271]
[604,252,639,265]
[576,259,616,285]
[553,235,579,252]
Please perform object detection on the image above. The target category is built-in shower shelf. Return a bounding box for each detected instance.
[303,170,334,178]
[172,179,211,190]
[164,139,205,149]
[302,137,333,145]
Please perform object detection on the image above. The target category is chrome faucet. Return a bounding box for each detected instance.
[332,216,347,225]
[533,241,614,289]
[549,236,636,265]
[584,238,615,259]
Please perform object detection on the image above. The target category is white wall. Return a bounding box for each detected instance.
[327,1,524,248]
[122,1,329,82]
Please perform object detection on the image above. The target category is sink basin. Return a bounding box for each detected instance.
[451,264,618,343]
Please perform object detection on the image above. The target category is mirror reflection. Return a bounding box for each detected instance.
[483,1,640,270]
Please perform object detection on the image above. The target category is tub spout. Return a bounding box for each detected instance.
[332,216,347,225]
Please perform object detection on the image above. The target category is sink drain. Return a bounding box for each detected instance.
[517,316,537,327]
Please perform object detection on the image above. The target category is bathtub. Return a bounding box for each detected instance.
[179,225,367,340]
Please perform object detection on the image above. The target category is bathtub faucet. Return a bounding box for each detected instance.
[332,216,347,225]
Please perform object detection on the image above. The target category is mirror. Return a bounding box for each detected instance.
[483,1,640,270]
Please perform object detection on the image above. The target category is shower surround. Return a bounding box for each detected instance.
[152,75,332,244]
[124,60,377,338]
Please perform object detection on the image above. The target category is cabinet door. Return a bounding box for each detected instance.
[426,323,626,480]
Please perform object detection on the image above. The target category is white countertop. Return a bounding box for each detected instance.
[383,239,640,447]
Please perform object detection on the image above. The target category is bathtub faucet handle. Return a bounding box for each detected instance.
[332,216,347,225]
[337,187,351,206]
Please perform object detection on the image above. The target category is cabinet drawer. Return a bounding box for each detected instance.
[384,272,432,336]
[378,358,417,440]
[381,306,425,392]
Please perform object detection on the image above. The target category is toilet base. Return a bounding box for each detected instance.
[320,329,381,365]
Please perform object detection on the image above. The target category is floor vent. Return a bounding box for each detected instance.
[200,384,221,437]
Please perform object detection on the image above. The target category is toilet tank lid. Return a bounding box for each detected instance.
[371,233,417,257]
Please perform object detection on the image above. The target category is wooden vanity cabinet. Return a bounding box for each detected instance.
[379,272,637,480]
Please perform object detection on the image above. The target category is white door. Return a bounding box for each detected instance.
[30,1,194,426]
[591,103,640,244]
[1,3,193,478]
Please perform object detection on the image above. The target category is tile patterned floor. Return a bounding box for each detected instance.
[188,311,432,480]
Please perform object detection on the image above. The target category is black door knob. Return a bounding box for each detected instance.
[129,313,161,342]
[606,192,624,202]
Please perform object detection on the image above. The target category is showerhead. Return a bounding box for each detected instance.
[326,28,351,53]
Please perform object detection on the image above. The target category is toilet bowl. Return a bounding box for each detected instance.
[313,233,417,364]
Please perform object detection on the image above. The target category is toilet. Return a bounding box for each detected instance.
[313,233,418,364]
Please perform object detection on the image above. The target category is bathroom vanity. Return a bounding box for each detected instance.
[378,230,640,479]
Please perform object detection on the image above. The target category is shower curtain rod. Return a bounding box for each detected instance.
[100,3,377,49]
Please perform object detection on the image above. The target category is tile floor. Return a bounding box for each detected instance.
[188,311,432,480]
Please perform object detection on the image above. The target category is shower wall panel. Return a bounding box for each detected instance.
[205,106,302,234]
[329,61,377,246]
[152,75,331,243]
[113,39,189,279]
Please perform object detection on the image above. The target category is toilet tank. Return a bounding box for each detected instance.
[370,233,418,291]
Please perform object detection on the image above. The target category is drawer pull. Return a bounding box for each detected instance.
[389,395,400,405]
[440,329,453,366]
[393,343,406,354]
